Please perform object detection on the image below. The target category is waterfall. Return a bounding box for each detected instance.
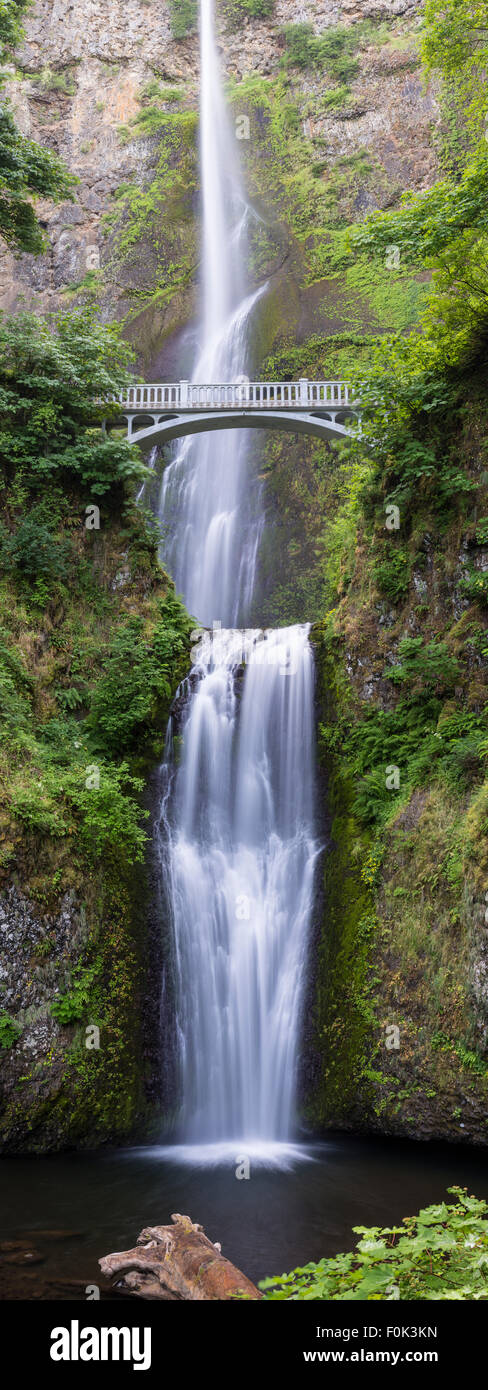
[159,0,264,627]
[157,0,319,1158]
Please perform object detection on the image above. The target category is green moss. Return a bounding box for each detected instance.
[305,628,378,1125]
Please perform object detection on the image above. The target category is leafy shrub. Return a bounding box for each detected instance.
[261,1189,488,1299]
[87,593,191,755]
[441,732,485,790]
[224,0,274,23]
[75,762,149,863]
[0,1011,21,1049]
[0,310,145,502]
[0,630,32,739]
[51,960,99,1023]
[281,23,360,80]
[385,638,460,700]
[169,0,197,39]
[281,21,314,67]
[374,546,412,602]
[320,85,352,109]
[10,780,71,837]
[238,0,274,15]
[9,756,149,864]
[353,769,400,827]
[0,511,73,580]
[314,27,360,81]
[343,668,484,830]
[459,566,488,603]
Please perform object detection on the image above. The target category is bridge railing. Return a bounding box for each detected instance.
[112,380,355,411]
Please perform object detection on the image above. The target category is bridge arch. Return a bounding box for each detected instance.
[121,408,358,449]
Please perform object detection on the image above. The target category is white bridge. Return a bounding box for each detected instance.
[107,379,360,447]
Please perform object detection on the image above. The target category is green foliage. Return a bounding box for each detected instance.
[0,628,32,738]
[0,0,27,52]
[280,21,314,67]
[261,1189,488,1299]
[386,638,460,698]
[338,144,488,368]
[319,84,351,110]
[127,100,197,140]
[373,545,411,602]
[51,960,100,1023]
[281,23,360,81]
[321,633,484,836]
[87,592,191,755]
[321,3,488,364]
[353,769,398,828]
[0,310,192,874]
[0,103,76,254]
[141,79,185,104]
[0,1009,21,1048]
[9,758,150,863]
[0,3,75,253]
[346,149,488,267]
[459,567,488,604]
[168,0,197,39]
[75,764,149,863]
[34,67,76,94]
[422,0,488,150]
[105,106,197,319]
[432,1031,487,1076]
[0,309,146,501]
[0,508,73,580]
[224,0,274,22]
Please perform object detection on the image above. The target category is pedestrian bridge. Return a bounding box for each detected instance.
[106,380,360,447]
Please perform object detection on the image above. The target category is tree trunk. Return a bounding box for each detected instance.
[99,1213,262,1301]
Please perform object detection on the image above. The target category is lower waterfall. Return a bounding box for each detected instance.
[160,625,319,1155]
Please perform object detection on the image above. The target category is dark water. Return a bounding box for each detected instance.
[1,1133,488,1299]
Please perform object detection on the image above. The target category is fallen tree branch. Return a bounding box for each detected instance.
[99,1213,262,1301]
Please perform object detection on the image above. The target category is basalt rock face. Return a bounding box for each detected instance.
[0,886,87,1150]
[0,0,435,371]
[0,870,157,1153]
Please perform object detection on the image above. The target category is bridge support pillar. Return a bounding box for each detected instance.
[180,379,190,406]
[299,377,309,405]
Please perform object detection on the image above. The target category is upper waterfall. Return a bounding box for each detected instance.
[159,0,264,627]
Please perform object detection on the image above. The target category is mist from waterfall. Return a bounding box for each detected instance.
[157,0,319,1160]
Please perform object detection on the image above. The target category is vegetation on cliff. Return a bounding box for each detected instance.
[0,1,74,252]
[299,0,488,1141]
[0,306,192,1149]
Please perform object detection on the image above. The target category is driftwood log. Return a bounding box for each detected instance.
[99,1213,262,1301]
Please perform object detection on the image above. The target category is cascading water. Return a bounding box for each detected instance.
[158,0,319,1160]
[159,0,264,627]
